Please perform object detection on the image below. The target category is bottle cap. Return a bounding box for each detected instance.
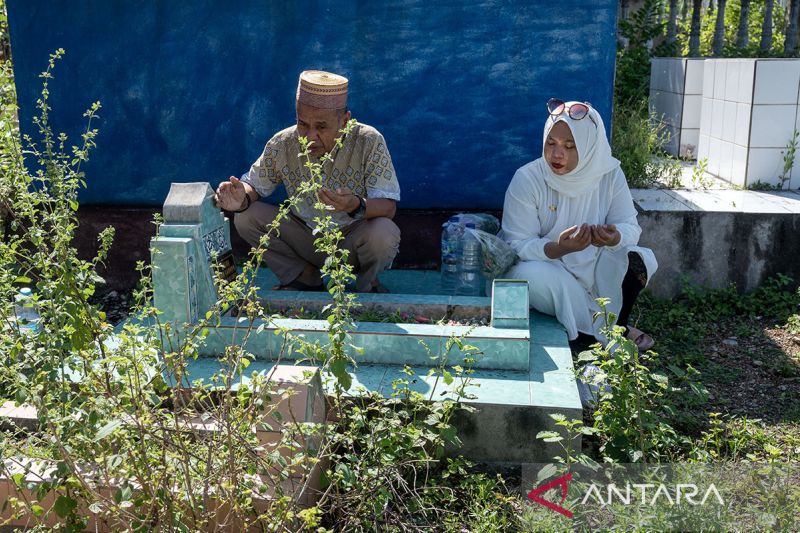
[19,287,32,296]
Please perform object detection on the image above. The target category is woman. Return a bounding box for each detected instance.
[501,99,656,348]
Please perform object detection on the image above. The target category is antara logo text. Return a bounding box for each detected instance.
[528,473,725,517]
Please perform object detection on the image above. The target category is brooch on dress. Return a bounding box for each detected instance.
[548,204,557,212]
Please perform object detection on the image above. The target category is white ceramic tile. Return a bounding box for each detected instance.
[649,60,664,93]
[748,191,798,211]
[650,58,669,92]
[699,97,712,135]
[713,190,792,213]
[734,103,752,146]
[654,91,683,127]
[713,60,727,100]
[632,189,695,211]
[725,60,740,102]
[721,101,737,142]
[708,137,721,175]
[746,147,785,187]
[659,58,686,94]
[765,191,800,210]
[711,99,724,139]
[680,128,700,159]
[738,60,755,104]
[703,60,715,98]
[685,58,705,95]
[661,124,680,156]
[753,59,800,105]
[719,141,734,180]
[731,144,748,187]
[749,104,797,148]
[681,94,702,129]
[667,190,735,211]
[648,89,658,117]
[698,133,710,160]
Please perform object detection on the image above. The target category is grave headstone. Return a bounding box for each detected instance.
[150,182,232,325]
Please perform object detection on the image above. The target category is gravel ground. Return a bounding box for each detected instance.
[702,317,800,423]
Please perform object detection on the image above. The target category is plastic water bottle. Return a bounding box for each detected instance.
[456,223,484,296]
[440,216,463,294]
[14,287,40,334]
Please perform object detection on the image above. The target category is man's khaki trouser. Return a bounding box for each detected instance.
[234,202,401,292]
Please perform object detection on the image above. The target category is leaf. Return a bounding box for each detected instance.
[14,276,32,284]
[536,431,562,442]
[93,419,123,442]
[631,450,643,463]
[536,463,559,482]
[442,370,453,385]
[652,372,669,385]
[54,495,77,517]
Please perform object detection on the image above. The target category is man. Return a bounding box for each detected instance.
[215,70,401,292]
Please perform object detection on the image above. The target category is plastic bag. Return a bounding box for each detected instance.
[465,227,519,280]
[456,213,500,235]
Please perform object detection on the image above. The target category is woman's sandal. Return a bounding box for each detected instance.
[626,325,655,352]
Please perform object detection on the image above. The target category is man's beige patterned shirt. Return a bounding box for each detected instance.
[242,122,401,228]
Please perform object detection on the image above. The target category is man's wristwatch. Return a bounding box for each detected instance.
[231,194,252,213]
[348,195,366,220]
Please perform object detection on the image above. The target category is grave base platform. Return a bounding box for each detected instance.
[179,268,582,463]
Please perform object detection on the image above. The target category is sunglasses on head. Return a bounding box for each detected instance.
[547,98,597,127]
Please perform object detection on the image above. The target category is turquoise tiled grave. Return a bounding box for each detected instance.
[146,183,582,462]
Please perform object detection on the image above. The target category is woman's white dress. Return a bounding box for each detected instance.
[502,162,657,341]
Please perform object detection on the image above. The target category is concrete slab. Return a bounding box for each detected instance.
[631,188,695,211]
[176,307,580,463]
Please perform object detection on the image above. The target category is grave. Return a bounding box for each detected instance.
[149,183,582,463]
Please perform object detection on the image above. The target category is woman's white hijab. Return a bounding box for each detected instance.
[534,103,620,198]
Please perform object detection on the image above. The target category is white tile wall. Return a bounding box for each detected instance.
[738,60,755,104]
[680,129,700,159]
[747,147,785,186]
[713,61,727,100]
[731,144,748,187]
[753,60,800,105]
[682,94,702,129]
[649,58,707,159]
[711,99,724,139]
[662,123,679,154]
[724,60,739,102]
[685,59,705,95]
[699,96,712,135]
[734,103,751,146]
[749,104,798,148]
[703,60,715,99]
[708,137,721,175]
[698,133,710,160]
[719,141,734,180]
[722,101,737,143]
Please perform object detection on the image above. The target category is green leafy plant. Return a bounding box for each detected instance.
[612,101,683,189]
[0,50,516,531]
[780,129,799,189]
[577,298,697,463]
[691,157,711,189]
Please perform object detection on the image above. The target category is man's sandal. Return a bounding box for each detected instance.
[272,279,325,292]
[626,326,655,352]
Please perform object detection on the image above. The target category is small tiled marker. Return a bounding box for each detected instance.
[490,279,530,330]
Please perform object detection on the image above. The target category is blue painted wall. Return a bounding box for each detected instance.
[7,0,618,208]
